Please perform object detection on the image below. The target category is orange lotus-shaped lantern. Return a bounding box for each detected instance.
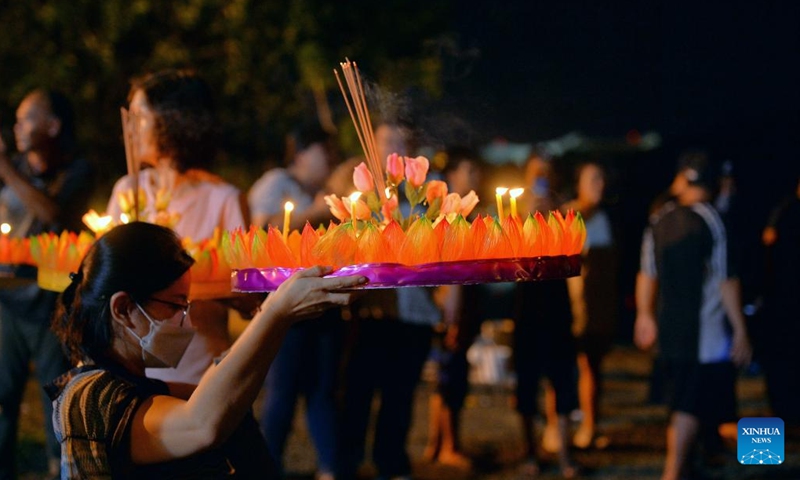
[0,229,34,266]
[225,153,586,291]
[29,231,95,292]
[221,208,584,270]
[182,228,235,300]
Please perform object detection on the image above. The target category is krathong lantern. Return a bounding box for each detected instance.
[182,228,235,300]
[29,231,95,292]
[0,223,34,266]
[224,59,584,291]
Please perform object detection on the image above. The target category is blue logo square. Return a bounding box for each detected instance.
[738,417,784,465]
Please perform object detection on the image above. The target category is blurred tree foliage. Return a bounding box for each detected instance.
[0,0,452,201]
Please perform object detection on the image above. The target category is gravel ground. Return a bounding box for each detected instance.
[17,345,800,479]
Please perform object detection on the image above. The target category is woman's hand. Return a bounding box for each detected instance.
[264,266,366,322]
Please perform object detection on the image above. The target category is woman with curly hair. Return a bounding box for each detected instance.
[106,69,250,386]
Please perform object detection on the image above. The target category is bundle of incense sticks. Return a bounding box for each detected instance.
[120,107,140,220]
[334,59,387,200]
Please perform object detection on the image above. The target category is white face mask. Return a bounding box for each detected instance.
[129,302,195,368]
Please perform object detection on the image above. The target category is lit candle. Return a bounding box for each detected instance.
[495,187,508,219]
[348,192,362,225]
[509,188,525,218]
[119,213,130,224]
[0,223,10,263]
[283,201,294,240]
[82,210,113,235]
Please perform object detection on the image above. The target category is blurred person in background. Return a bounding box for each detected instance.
[758,173,800,427]
[561,161,618,450]
[423,146,486,470]
[106,69,250,387]
[513,152,580,479]
[248,123,343,479]
[0,88,94,479]
[248,123,336,232]
[336,118,439,480]
[634,151,751,480]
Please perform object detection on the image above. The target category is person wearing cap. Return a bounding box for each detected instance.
[634,150,752,480]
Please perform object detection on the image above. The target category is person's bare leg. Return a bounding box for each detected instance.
[574,353,596,448]
[662,411,699,480]
[422,393,443,462]
[542,382,560,454]
[437,403,472,469]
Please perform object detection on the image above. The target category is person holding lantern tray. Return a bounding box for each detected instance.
[0,88,94,478]
[46,221,367,478]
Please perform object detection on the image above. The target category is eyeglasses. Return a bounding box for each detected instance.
[146,297,192,326]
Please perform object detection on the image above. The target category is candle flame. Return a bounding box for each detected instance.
[0,223,10,235]
[284,201,295,212]
[349,191,362,202]
[82,210,114,234]
[384,187,392,199]
[120,213,130,224]
[509,188,525,198]
[495,187,508,195]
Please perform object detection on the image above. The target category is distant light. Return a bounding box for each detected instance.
[0,223,11,235]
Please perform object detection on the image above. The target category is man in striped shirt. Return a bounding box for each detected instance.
[634,151,752,480]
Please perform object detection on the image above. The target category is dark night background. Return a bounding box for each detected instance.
[434,2,800,332]
[4,4,800,478]
[2,1,798,335]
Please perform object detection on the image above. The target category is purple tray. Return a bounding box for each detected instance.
[231,255,581,292]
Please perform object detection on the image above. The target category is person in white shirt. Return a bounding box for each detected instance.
[106,69,250,386]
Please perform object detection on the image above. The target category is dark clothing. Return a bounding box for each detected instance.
[576,246,619,359]
[260,313,344,476]
[512,280,578,416]
[759,194,800,424]
[761,195,800,350]
[338,318,432,479]
[47,363,275,479]
[0,154,92,478]
[0,302,66,471]
[432,284,484,412]
[432,348,470,412]
[640,201,734,363]
[0,154,92,235]
[640,200,741,427]
[660,359,737,423]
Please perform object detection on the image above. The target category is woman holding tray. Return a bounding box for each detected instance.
[47,221,366,478]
